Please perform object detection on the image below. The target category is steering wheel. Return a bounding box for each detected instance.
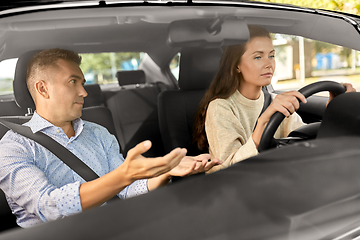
[258,81,346,152]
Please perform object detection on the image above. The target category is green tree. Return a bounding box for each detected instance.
[80,52,142,74]
[79,52,143,84]
[255,0,360,15]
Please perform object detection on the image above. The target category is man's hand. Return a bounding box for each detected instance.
[123,140,187,182]
[80,140,187,209]
[169,154,222,177]
[147,154,222,191]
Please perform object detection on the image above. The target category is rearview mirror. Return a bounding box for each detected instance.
[167,18,249,48]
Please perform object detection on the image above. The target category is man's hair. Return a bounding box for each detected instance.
[26,48,82,97]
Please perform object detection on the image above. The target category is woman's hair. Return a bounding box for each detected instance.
[193,25,271,151]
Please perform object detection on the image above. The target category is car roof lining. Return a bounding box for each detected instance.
[0,5,358,65]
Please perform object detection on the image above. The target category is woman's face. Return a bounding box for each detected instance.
[237,36,275,89]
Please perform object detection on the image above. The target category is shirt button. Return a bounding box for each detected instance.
[56,130,60,133]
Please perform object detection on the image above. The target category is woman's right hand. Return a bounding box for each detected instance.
[252,90,306,147]
[261,90,307,122]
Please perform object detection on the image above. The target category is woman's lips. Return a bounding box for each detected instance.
[261,73,273,78]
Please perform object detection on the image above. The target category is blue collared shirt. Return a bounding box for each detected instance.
[0,112,148,228]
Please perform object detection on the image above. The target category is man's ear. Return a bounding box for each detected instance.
[34,80,50,99]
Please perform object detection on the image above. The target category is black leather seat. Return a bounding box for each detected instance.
[83,84,105,108]
[158,48,222,156]
[317,92,360,139]
[116,70,146,88]
[105,70,166,157]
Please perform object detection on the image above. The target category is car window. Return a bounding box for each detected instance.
[79,52,145,85]
[0,58,18,96]
[0,52,145,96]
[272,34,360,96]
[170,53,180,81]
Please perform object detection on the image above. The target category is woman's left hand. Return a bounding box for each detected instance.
[328,82,356,105]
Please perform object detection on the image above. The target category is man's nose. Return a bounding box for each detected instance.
[79,85,88,98]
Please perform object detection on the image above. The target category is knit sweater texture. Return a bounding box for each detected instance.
[205,90,305,173]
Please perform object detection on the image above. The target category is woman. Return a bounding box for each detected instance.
[193,25,354,173]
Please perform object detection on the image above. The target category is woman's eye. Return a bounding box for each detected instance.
[269,55,275,59]
[70,79,76,83]
[254,56,261,60]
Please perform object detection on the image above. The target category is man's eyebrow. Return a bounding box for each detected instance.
[70,74,83,79]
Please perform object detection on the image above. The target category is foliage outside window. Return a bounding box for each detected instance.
[0,58,17,96]
[170,53,180,81]
[253,0,360,15]
[272,34,360,94]
[80,52,144,85]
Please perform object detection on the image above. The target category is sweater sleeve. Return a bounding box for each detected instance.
[205,100,258,173]
[275,112,306,139]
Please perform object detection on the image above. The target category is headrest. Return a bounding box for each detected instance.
[13,50,41,111]
[317,92,360,138]
[116,70,146,86]
[178,48,222,91]
[83,84,104,108]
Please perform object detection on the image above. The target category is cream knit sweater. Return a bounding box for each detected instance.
[205,90,305,173]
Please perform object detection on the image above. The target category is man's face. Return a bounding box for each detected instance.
[46,59,87,123]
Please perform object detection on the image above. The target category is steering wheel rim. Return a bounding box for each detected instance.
[258,81,346,152]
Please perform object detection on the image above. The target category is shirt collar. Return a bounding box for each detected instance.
[26,112,85,136]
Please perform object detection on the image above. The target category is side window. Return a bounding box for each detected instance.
[170,53,180,81]
[80,52,144,85]
[272,34,360,95]
[0,58,18,96]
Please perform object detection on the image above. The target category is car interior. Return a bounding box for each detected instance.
[0,2,360,238]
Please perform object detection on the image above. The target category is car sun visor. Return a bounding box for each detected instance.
[166,18,249,48]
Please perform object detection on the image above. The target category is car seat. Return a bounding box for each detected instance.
[105,70,166,157]
[158,47,223,156]
[317,92,360,139]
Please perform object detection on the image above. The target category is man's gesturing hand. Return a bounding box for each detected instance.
[169,154,222,177]
[122,140,187,182]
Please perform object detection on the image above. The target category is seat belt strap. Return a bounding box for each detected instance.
[254,87,273,131]
[0,119,99,181]
[0,119,120,202]
[261,87,273,116]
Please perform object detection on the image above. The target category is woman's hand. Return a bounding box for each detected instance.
[252,90,306,147]
[327,82,356,106]
[261,90,306,123]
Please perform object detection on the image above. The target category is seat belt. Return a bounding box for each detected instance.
[0,119,99,181]
[0,119,119,201]
[254,87,272,131]
[261,87,273,116]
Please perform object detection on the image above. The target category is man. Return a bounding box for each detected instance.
[0,49,221,228]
